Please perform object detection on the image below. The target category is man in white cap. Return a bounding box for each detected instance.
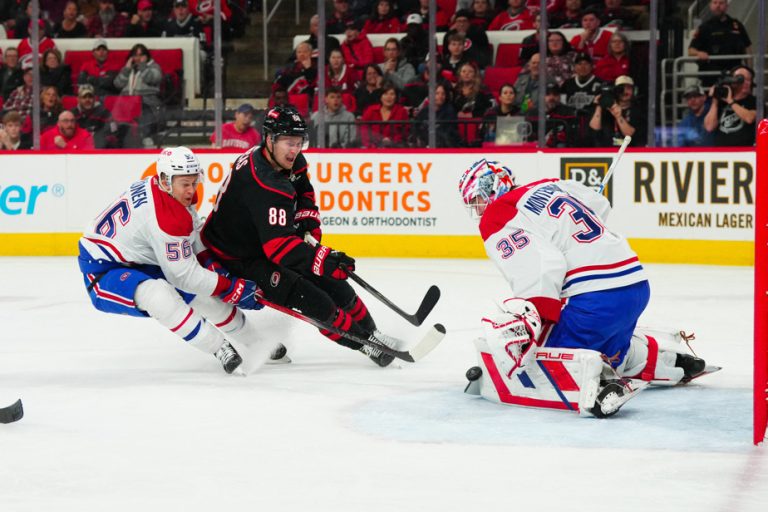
[78,39,120,97]
[588,74,646,147]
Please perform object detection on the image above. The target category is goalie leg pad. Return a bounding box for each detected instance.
[135,279,224,354]
[618,333,685,385]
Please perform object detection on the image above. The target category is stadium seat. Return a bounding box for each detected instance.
[372,47,385,64]
[495,44,522,67]
[484,66,522,96]
[457,112,481,147]
[287,93,310,116]
[62,95,78,110]
[104,95,142,124]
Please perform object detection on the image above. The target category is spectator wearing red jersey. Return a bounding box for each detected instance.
[569,8,612,61]
[210,103,261,150]
[87,0,130,38]
[40,110,95,150]
[78,39,121,97]
[488,0,535,31]
[325,49,357,94]
[362,0,401,35]
[341,19,374,78]
[360,83,409,147]
[593,31,630,83]
[16,28,56,69]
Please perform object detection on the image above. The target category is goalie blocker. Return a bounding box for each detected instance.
[465,300,716,418]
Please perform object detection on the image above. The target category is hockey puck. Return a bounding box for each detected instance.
[465,366,482,381]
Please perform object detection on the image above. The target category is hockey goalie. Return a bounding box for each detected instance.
[458,159,718,418]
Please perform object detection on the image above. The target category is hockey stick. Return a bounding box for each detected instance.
[304,234,441,326]
[253,291,446,363]
[0,399,23,424]
[599,135,632,193]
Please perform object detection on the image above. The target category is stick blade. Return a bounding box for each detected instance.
[407,323,446,361]
[410,285,441,326]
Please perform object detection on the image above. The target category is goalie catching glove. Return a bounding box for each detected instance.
[295,208,322,242]
[312,245,355,280]
[496,298,543,342]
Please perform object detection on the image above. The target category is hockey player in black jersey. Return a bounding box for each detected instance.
[201,105,394,367]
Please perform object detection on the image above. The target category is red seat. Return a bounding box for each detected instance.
[372,47,385,64]
[62,95,78,110]
[495,44,522,67]
[151,49,183,76]
[104,95,142,123]
[288,93,310,117]
[484,66,522,96]
[457,112,481,146]
[437,0,457,16]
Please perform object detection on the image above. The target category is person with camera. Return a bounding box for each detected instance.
[588,74,645,147]
[703,65,756,147]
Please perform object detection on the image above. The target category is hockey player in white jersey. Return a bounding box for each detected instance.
[458,159,713,417]
[77,147,276,374]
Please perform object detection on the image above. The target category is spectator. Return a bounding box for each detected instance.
[402,59,450,111]
[593,31,630,83]
[546,31,575,86]
[443,9,492,69]
[162,0,206,48]
[704,65,757,147]
[0,47,22,99]
[488,0,535,31]
[527,82,578,147]
[187,0,232,43]
[599,0,637,29]
[16,22,57,68]
[0,111,31,150]
[526,0,566,14]
[274,41,317,97]
[519,12,541,65]
[3,62,34,122]
[40,110,95,150]
[399,14,429,70]
[41,48,73,96]
[341,19,374,78]
[562,52,604,112]
[127,0,163,37]
[675,84,714,147]
[271,87,289,107]
[300,14,341,62]
[513,52,541,113]
[312,87,357,148]
[377,38,416,92]
[210,102,261,150]
[78,39,120,97]
[87,0,129,38]
[688,0,752,86]
[569,8,613,61]
[20,85,63,136]
[328,0,354,34]
[411,0,451,31]
[453,61,492,118]
[551,0,582,28]
[412,82,460,148]
[113,43,163,148]
[589,74,646,147]
[53,1,88,38]
[481,83,522,143]
[469,0,495,29]
[360,83,409,147]
[354,63,384,116]
[11,4,53,40]
[71,83,121,149]
[440,33,471,84]
[325,48,357,94]
[362,0,401,35]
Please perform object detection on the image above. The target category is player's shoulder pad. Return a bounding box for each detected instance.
[150,176,194,237]
[291,153,308,175]
[479,180,556,241]
[247,148,298,201]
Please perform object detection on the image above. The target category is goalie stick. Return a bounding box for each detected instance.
[304,234,441,326]
[253,292,446,363]
[0,399,23,424]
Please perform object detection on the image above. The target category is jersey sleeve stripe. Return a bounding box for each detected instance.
[264,236,303,264]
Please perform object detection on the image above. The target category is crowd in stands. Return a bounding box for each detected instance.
[273,0,757,149]
[0,0,250,150]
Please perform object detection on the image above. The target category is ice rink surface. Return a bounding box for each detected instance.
[0,256,766,511]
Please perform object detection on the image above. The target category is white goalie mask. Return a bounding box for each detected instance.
[458,159,516,218]
[156,146,204,191]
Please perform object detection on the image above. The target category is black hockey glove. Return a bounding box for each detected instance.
[312,245,355,280]
[295,208,322,242]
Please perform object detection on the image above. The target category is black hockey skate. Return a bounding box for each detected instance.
[588,378,646,418]
[215,342,243,374]
[676,354,708,383]
[359,330,397,367]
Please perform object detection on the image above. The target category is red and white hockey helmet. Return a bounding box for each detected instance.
[458,159,516,218]
[156,146,204,190]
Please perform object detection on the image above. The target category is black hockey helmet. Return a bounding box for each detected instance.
[262,105,309,147]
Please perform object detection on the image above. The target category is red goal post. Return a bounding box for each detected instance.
[754,119,768,445]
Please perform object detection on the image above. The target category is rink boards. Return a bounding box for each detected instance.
[0,148,755,265]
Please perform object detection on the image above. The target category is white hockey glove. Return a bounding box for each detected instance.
[498,298,543,341]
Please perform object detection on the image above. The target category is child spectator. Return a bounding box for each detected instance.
[0,111,31,150]
[440,33,471,84]
[443,9,492,69]
[210,103,261,150]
